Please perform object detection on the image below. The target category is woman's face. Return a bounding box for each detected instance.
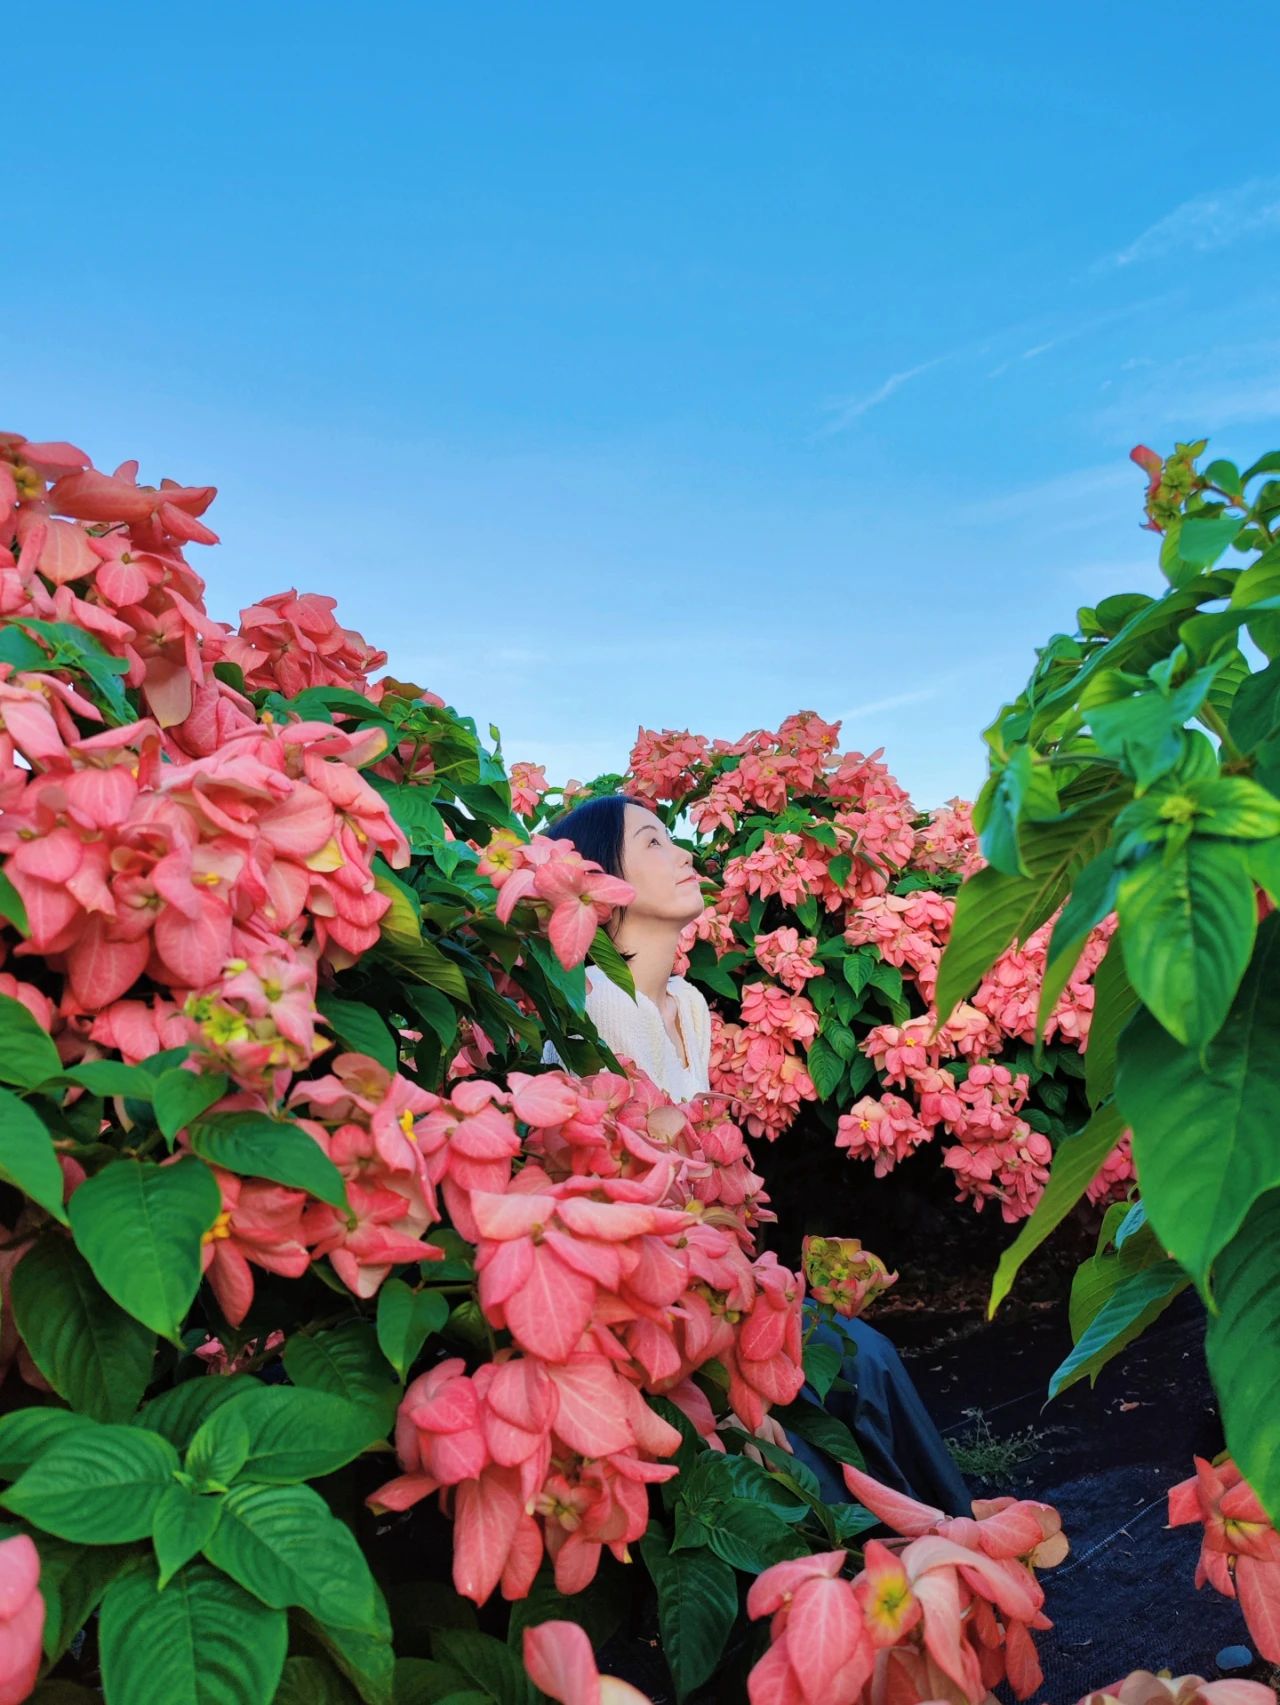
[616,804,704,926]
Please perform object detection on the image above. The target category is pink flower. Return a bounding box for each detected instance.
[223,590,387,697]
[200,1169,312,1327]
[523,1620,654,1704]
[1075,1673,1275,1705]
[836,1094,930,1177]
[0,1535,44,1705]
[1169,1455,1280,1660]
[746,1550,875,1704]
[754,926,824,992]
[509,762,549,817]
[626,727,709,801]
[802,1235,897,1319]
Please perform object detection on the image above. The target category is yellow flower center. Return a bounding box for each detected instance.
[203,1210,233,1245]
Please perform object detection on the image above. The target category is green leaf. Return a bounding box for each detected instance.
[703,1500,809,1573]
[99,1559,287,1705]
[152,1482,223,1589]
[272,1656,361,1705]
[379,785,447,847]
[802,1340,841,1402]
[774,1397,865,1468]
[1117,837,1256,1046]
[678,1450,808,1523]
[1119,919,1280,1290]
[1090,665,1226,789]
[586,926,636,1000]
[37,1538,129,1665]
[0,871,28,936]
[1,1424,178,1542]
[1252,837,1280,907]
[841,949,875,997]
[0,992,62,1089]
[639,1526,739,1702]
[186,1401,251,1488]
[69,1155,222,1341]
[134,1377,245,1453]
[62,1060,156,1100]
[317,994,399,1073]
[223,1384,383,1483]
[989,1100,1128,1316]
[430,1629,538,1705]
[978,746,1059,877]
[0,1409,96,1481]
[935,793,1119,1020]
[1177,514,1243,569]
[1068,1220,1165,1341]
[1229,656,1280,752]
[403,984,460,1051]
[188,1112,349,1212]
[1204,459,1243,497]
[721,1429,822,1501]
[0,1088,68,1224]
[300,1610,395,1705]
[1048,1261,1188,1398]
[1085,946,1140,1109]
[206,1481,391,1636]
[374,877,470,1000]
[805,1036,844,1101]
[1189,776,1280,840]
[9,617,132,720]
[283,1321,399,1430]
[0,624,51,671]
[153,1069,230,1142]
[1205,1189,1280,1526]
[376,1280,449,1381]
[12,1236,155,1423]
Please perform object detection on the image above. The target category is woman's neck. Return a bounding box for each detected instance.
[611,923,682,1008]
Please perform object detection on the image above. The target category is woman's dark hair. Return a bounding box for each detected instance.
[544,792,647,958]
[544,792,645,879]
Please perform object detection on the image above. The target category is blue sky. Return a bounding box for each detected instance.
[9,3,1280,808]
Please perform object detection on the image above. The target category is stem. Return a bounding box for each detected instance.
[1197,700,1246,766]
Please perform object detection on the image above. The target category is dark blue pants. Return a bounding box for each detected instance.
[786,1311,972,1515]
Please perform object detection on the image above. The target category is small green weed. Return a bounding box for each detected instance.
[948,1408,1047,1481]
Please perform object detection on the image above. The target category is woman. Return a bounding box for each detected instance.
[540,792,971,1515]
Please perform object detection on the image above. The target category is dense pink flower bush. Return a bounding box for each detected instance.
[522,714,1130,1225]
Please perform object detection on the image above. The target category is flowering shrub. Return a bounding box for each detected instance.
[0,428,1265,1705]
[523,718,1126,1229]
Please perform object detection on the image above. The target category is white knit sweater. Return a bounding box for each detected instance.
[542,968,712,1101]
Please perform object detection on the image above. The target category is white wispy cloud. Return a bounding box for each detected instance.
[825,299,1164,431]
[836,685,940,721]
[818,355,955,434]
[1097,177,1280,271]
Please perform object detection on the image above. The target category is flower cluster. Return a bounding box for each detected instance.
[746,1462,1068,1704]
[1168,1454,1280,1664]
[479,829,636,969]
[801,1235,897,1319]
[0,435,415,1092]
[368,1061,807,1603]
